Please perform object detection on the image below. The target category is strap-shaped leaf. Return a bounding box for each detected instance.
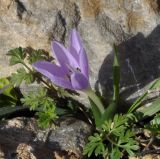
[0,106,28,118]
[89,98,102,127]
[140,97,160,117]
[128,78,160,113]
[113,44,120,104]
[101,45,120,122]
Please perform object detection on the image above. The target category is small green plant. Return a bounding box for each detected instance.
[145,113,160,136]
[21,88,57,128]
[7,47,60,127]
[83,114,139,158]
[150,113,160,130]
[7,47,51,87]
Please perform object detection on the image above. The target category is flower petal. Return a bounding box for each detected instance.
[70,72,89,90]
[51,41,79,68]
[69,29,83,55]
[32,61,72,89]
[69,46,79,62]
[79,48,89,79]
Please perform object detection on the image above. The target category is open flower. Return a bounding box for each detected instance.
[33,29,89,90]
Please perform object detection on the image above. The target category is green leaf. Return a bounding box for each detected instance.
[0,94,17,107]
[151,113,160,126]
[83,133,105,157]
[111,115,127,136]
[110,147,122,159]
[113,44,120,104]
[0,106,28,118]
[55,107,71,116]
[21,88,46,110]
[84,114,139,158]
[0,78,18,106]
[128,79,160,113]
[0,78,17,100]
[94,142,105,156]
[85,89,105,127]
[128,92,148,113]
[118,130,139,155]
[140,97,160,117]
[89,98,102,127]
[101,114,139,158]
[101,101,117,123]
[102,114,127,136]
[151,78,160,89]
[102,45,120,121]
[21,88,58,128]
[36,105,58,128]
[0,85,9,94]
[145,113,160,133]
[7,47,26,65]
[11,68,34,87]
[27,49,49,64]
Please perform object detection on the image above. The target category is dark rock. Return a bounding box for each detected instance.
[47,117,92,157]
[0,117,92,159]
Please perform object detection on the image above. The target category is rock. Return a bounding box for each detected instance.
[0,117,92,159]
[1,0,160,105]
[129,154,160,159]
[16,143,36,159]
[47,117,92,158]
[99,26,160,106]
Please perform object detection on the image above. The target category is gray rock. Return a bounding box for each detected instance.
[47,117,92,157]
[0,117,92,159]
[1,0,160,106]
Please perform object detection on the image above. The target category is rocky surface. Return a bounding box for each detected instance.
[1,0,160,105]
[130,155,160,159]
[0,117,92,159]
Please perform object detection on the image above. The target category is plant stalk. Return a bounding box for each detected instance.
[84,88,105,115]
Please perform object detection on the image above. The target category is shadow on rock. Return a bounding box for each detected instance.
[98,25,160,110]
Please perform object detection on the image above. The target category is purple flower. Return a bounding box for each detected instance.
[33,29,89,90]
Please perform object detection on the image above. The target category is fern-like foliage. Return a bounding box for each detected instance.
[151,113,160,127]
[7,47,26,65]
[83,133,105,157]
[83,114,139,159]
[11,68,34,87]
[21,88,58,128]
[145,113,160,135]
[7,47,51,87]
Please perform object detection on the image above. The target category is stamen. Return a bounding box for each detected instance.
[76,67,81,72]
[66,64,81,73]
[65,74,71,82]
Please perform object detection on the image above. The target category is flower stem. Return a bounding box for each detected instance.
[84,88,105,114]
[21,62,32,72]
